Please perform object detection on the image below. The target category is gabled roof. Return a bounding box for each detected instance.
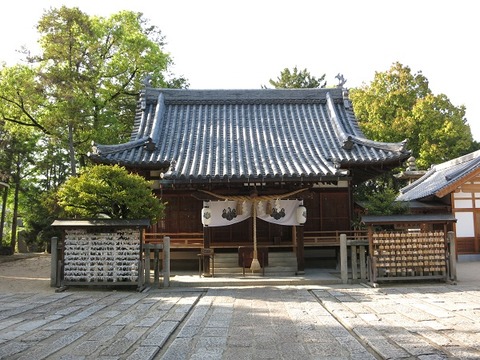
[89,87,410,184]
[51,219,151,228]
[397,150,480,201]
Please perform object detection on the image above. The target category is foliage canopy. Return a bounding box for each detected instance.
[0,7,185,249]
[349,62,476,169]
[57,165,164,223]
[265,66,327,89]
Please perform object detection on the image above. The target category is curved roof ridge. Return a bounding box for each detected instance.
[397,150,480,201]
[435,149,480,171]
[144,87,344,104]
[326,92,349,142]
[149,93,165,141]
[92,137,150,155]
[398,166,437,196]
[326,91,408,154]
[443,155,480,182]
[350,136,409,153]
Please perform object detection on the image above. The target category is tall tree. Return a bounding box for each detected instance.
[265,66,327,89]
[32,7,188,175]
[350,62,475,169]
[0,7,188,250]
[0,123,10,251]
[0,127,39,252]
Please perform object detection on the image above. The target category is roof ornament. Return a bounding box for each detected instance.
[143,74,153,88]
[90,140,99,155]
[144,137,156,152]
[342,88,352,109]
[335,73,347,88]
[342,136,354,150]
[164,160,177,177]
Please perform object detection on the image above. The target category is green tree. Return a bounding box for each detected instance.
[265,66,327,89]
[354,176,408,217]
[0,68,42,252]
[57,165,164,223]
[350,62,475,169]
[0,7,188,249]
[0,7,189,177]
[33,7,188,175]
[18,187,61,252]
[0,124,10,251]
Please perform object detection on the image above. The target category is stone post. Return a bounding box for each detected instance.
[340,233,348,284]
[50,237,58,287]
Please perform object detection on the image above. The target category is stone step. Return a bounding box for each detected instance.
[213,268,298,276]
[213,253,297,265]
[212,252,298,276]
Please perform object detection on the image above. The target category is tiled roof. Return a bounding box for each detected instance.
[90,87,410,183]
[397,150,480,201]
[51,219,151,228]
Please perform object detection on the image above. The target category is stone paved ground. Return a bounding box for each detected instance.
[1,282,480,359]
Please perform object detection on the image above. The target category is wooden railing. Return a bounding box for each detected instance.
[144,230,368,249]
[143,232,204,248]
[304,230,368,246]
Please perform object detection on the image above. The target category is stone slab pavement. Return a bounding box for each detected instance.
[1,264,480,359]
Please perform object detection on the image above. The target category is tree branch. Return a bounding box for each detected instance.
[0,94,51,135]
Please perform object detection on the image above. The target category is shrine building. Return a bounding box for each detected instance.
[89,86,410,273]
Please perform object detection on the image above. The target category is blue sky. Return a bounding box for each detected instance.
[2,0,479,141]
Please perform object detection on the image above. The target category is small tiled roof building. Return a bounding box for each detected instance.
[397,150,480,257]
[90,86,411,272]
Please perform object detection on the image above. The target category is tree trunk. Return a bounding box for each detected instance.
[0,184,8,250]
[69,122,76,176]
[10,158,20,253]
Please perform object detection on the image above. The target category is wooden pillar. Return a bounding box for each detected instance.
[448,231,457,282]
[203,226,212,276]
[163,236,170,287]
[359,245,367,280]
[153,246,160,286]
[295,225,305,274]
[138,230,144,287]
[367,225,375,284]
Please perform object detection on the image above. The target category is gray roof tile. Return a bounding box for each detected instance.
[397,150,480,201]
[90,88,410,183]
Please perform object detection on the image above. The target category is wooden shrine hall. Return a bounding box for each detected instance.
[89,86,411,274]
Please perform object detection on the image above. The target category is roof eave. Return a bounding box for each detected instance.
[160,174,352,185]
[89,155,171,170]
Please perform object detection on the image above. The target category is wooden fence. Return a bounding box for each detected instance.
[143,237,170,288]
[339,233,369,284]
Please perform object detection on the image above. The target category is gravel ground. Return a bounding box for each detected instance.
[0,253,51,293]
